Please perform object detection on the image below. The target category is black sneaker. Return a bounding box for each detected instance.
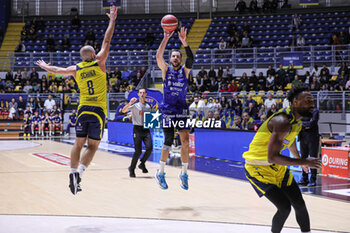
[138,163,148,173]
[69,172,82,195]
[128,167,136,177]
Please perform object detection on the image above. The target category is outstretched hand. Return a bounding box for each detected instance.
[36,60,51,69]
[178,27,187,44]
[163,30,174,39]
[106,5,118,21]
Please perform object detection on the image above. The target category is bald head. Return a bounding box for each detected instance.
[80,45,95,61]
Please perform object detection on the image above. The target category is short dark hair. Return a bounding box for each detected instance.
[170,49,182,58]
[138,88,147,93]
[287,84,309,102]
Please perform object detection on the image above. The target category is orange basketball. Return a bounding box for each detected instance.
[161,14,178,32]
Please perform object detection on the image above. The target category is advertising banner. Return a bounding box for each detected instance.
[321,147,349,178]
[280,53,304,69]
[300,0,319,6]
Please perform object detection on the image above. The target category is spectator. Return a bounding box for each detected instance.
[8,98,18,120]
[338,62,349,76]
[239,72,249,91]
[218,38,227,53]
[311,64,320,77]
[5,69,14,82]
[217,66,224,78]
[336,70,348,89]
[213,98,222,112]
[35,97,43,115]
[18,96,26,116]
[22,68,29,81]
[291,75,301,87]
[14,69,23,86]
[319,84,333,111]
[228,36,236,48]
[233,33,242,48]
[223,66,232,80]
[339,31,349,44]
[243,94,257,112]
[231,94,242,116]
[319,70,330,87]
[332,34,343,59]
[232,115,242,129]
[282,90,290,108]
[258,104,267,118]
[241,31,252,48]
[198,66,207,78]
[289,34,297,47]
[267,104,278,118]
[322,63,330,76]
[258,114,267,128]
[206,110,214,120]
[266,74,275,90]
[29,68,38,85]
[140,67,147,77]
[208,67,216,79]
[274,73,284,90]
[144,27,155,50]
[71,15,81,29]
[61,34,70,51]
[276,64,286,80]
[264,92,276,110]
[248,71,258,91]
[266,65,276,77]
[84,28,96,45]
[310,76,320,91]
[113,67,122,80]
[226,21,237,38]
[227,80,238,92]
[304,71,311,85]
[262,0,271,12]
[15,40,26,52]
[114,100,130,122]
[271,0,279,10]
[129,66,139,81]
[26,97,36,112]
[46,34,56,52]
[121,67,130,81]
[249,0,259,13]
[235,0,247,13]
[189,96,206,114]
[246,102,258,119]
[214,111,226,128]
[44,95,56,112]
[296,34,305,47]
[24,106,33,117]
[242,21,251,34]
[241,112,254,130]
[206,97,215,112]
[257,72,266,91]
[287,64,296,83]
[23,80,33,93]
[220,96,230,110]
[291,13,301,30]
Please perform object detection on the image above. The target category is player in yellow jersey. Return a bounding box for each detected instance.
[36,6,118,195]
[243,84,321,233]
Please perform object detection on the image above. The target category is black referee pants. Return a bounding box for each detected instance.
[130,125,153,169]
[300,135,319,182]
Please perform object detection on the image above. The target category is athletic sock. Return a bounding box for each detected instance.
[70,168,77,174]
[159,161,166,174]
[182,163,188,174]
[78,164,86,177]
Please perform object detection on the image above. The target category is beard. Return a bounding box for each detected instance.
[297,107,313,118]
[171,61,180,68]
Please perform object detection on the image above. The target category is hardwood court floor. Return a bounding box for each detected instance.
[0,140,349,232]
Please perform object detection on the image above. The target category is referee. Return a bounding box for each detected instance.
[122,88,153,177]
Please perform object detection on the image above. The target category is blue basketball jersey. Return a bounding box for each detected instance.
[162,65,188,113]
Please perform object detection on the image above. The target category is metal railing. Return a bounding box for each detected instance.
[1,44,349,72]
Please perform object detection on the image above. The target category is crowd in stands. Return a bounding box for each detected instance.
[0,66,149,94]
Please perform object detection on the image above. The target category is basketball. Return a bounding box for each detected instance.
[161,14,178,32]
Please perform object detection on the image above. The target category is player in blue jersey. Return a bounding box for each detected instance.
[65,109,77,136]
[23,113,31,138]
[31,111,42,136]
[41,112,52,136]
[155,27,194,190]
[52,112,63,135]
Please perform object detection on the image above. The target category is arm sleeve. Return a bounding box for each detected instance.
[185,46,194,69]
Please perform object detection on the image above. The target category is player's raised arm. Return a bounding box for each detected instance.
[96,6,118,64]
[36,60,76,77]
[178,27,193,77]
[156,31,173,74]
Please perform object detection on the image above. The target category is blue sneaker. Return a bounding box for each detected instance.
[155,170,168,190]
[179,173,189,190]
